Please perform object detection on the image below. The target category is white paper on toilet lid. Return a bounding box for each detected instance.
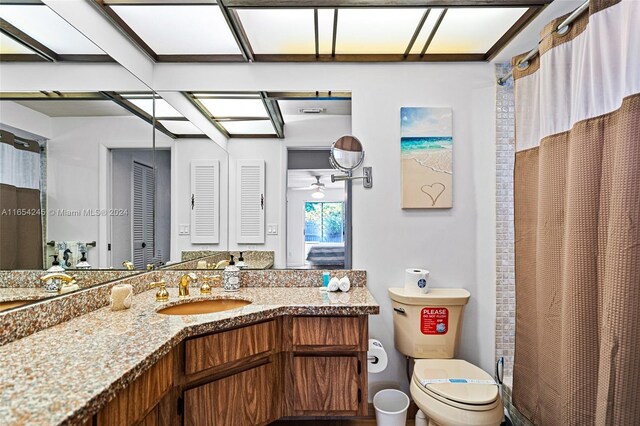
[413,359,499,405]
[421,378,497,385]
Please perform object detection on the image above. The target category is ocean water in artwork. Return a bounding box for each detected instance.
[401,107,453,208]
[401,136,452,174]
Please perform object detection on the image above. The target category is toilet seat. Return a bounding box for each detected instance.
[410,359,504,426]
[413,359,499,409]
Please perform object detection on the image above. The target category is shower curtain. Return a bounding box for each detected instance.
[0,130,43,269]
[512,0,640,424]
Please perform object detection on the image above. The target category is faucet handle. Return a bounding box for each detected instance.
[149,280,169,302]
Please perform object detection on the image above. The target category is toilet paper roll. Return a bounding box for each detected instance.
[368,339,388,374]
[110,284,133,311]
[404,268,430,294]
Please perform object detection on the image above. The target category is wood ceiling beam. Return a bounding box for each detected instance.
[266,91,351,100]
[156,54,245,62]
[260,91,284,139]
[314,9,319,58]
[252,53,485,62]
[484,5,544,61]
[420,8,446,56]
[102,0,216,4]
[217,0,253,61]
[0,0,43,5]
[100,91,177,139]
[224,0,551,7]
[92,1,159,61]
[0,92,107,100]
[0,18,58,62]
[404,8,430,57]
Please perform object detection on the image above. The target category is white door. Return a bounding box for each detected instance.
[132,161,154,269]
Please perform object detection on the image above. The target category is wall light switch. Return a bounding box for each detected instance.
[267,224,278,235]
[179,224,190,235]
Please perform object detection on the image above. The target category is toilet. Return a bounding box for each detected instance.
[389,288,503,426]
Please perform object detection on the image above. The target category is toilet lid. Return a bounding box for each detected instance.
[413,359,499,405]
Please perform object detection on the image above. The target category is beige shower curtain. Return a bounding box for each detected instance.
[512,0,640,425]
[0,130,43,269]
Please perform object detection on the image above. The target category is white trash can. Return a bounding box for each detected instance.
[373,389,410,426]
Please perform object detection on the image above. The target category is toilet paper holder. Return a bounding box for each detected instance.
[368,355,379,363]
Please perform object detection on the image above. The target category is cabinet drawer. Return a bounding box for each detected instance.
[293,356,360,415]
[292,316,362,349]
[96,351,173,426]
[185,320,276,375]
[184,362,278,426]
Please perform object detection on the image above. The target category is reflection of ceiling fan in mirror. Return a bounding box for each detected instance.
[291,175,326,199]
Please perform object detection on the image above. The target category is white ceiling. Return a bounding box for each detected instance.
[492,0,585,62]
[288,169,344,190]
[13,100,132,117]
[279,100,351,117]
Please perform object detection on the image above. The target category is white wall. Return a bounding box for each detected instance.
[47,116,173,266]
[170,138,229,261]
[286,187,345,267]
[152,62,496,392]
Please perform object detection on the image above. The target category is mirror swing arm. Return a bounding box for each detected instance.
[329,135,373,188]
[330,167,373,189]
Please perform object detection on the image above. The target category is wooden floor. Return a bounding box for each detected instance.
[269,420,416,426]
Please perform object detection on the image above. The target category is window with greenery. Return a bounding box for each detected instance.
[304,202,344,243]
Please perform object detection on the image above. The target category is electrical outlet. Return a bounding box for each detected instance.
[179,224,190,235]
[267,224,278,235]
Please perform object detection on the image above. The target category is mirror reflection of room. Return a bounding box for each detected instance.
[286,151,347,269]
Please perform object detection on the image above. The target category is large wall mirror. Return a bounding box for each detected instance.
[0,1,356,311]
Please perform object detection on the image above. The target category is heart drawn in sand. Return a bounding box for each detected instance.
[421,183,446,206]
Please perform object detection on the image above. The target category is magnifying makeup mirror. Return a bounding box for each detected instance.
[330,135,365,172]
[330,135,372,188]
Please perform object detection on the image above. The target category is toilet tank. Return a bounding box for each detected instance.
[388,288,470,359]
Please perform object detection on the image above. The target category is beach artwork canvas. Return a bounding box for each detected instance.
[401,107,453,208]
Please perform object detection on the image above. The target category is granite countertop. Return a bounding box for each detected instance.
[0,286,379,425]
[0,288,53,303]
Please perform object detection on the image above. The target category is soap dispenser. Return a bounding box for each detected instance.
[47,255,65,273]
[223,255,240,292]
[75,251,91,269]
[237,251,246,268]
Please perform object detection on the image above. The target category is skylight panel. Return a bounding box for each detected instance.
[236,9,315,55]
[128,98,183,118]
[218,120,275,135]
[159,120,204,135]
[335,8,425,54]
[110,5,240,55]
[198,98,269,118]
[427,8,528,54]
[0,33,34,55]
[0,5,104,54]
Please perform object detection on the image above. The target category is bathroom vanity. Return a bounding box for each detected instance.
[0,280,378,426]
[97,315,369,425]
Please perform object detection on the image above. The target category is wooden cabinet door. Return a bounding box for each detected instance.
[292,356,360,416]
[96,352,173,426]
[184,362,278,426]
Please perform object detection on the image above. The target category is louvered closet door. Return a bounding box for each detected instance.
[237,160,265,244]
[132,161,154,269]
[190,160,219,244]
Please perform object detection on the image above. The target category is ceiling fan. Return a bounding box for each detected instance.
[291,175,326,199]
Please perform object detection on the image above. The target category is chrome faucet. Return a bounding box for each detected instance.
[179,273,197,298]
